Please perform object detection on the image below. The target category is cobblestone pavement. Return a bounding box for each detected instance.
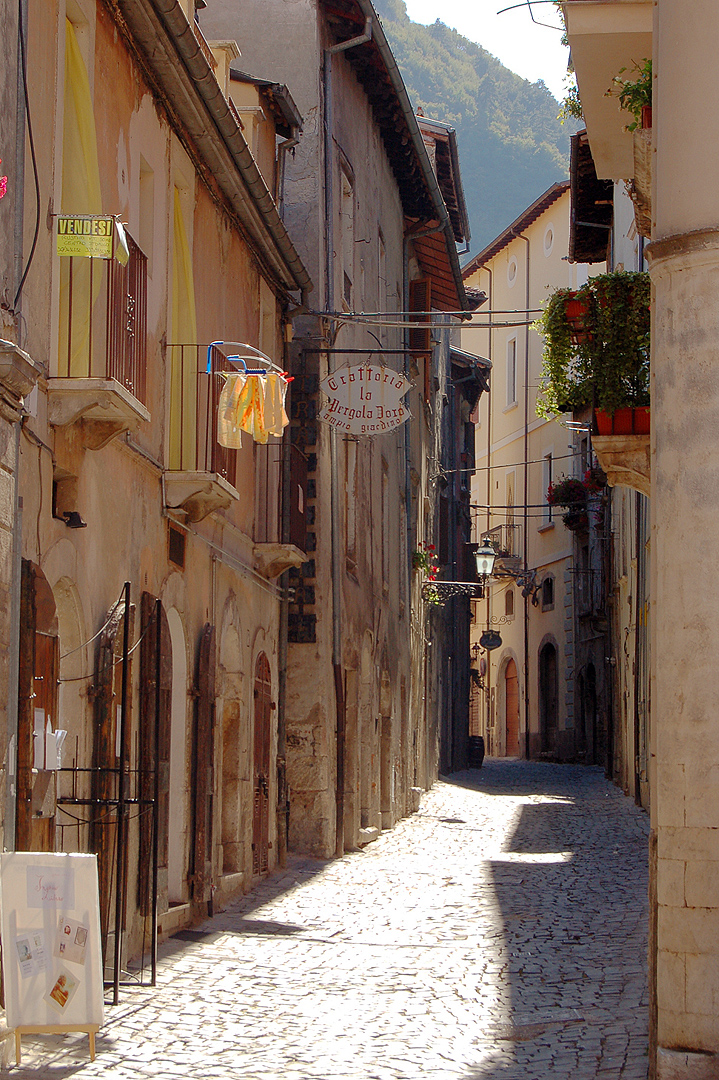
[11,761,649,1080]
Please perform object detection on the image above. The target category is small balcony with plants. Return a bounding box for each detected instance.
[535,270,650,497]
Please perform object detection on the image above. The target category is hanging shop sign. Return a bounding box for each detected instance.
[56,215,129,264]
[319,364,411,436]
[479,630,503,651]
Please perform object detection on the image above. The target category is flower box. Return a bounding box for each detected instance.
[595,407,650,436]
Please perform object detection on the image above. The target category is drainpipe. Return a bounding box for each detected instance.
[511,229,531,760]
[276,321,292,867]
[5,421,22,851]
[14,0,28,320]
[323,19,371,858]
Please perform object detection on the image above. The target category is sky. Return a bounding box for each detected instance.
[403,0,570,100]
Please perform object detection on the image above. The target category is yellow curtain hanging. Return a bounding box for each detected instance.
[59,19,103,377]
[169,188,198,470]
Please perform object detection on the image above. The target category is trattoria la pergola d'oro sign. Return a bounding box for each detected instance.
[319,364,412,435]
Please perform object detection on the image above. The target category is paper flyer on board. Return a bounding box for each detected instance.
[54,917,89,966]
[45,968,80,1014]
[15,931,47,979]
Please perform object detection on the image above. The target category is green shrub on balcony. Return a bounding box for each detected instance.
[535,271,651,420]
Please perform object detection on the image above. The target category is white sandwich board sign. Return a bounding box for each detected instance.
[0,852,104,1038]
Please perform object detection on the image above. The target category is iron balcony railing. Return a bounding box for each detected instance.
[166,344,238,487]
[482,523,522,560]
[59,234,147,404]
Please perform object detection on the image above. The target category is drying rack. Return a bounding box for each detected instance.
[206,341,291,379]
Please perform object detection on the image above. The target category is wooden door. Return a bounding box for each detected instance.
[192,624,216,905]
[540,643,558,753]
[138,594,171,916]
[17,561,59,852]
[505,658,520,757]
[252,654,272,875]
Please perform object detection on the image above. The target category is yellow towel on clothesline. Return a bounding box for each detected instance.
[217,372,290,447]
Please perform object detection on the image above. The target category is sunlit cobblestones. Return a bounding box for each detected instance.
[13,761,649,1080]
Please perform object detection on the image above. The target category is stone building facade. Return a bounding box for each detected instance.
[2,0,311,976]
[564,1,719,1074]
[463,184,603,762]
[203,0,478,856]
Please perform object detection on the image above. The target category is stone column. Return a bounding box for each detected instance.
[647,3,719,1076]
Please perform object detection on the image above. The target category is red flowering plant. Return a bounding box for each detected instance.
[0,160,7,200]
[412,542,438,578]
[548,470,606,532]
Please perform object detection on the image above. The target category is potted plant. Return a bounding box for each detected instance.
[607,58,652,131]
[536,271,650,426]
[548,472,605,533]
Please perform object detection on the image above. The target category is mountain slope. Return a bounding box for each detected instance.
[374,0,573,254]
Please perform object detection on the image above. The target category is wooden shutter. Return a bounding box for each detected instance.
[409,278,432,402]
[92,597,133,957]
[138,593,172,916]
[16,561,59,853]
[289,443,308,551]
[192,624,216,906]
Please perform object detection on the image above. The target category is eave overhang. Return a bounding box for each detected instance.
[321,0,469,313]
[562,0,652,181]
[114,0,312,299]
[569,129,613,263]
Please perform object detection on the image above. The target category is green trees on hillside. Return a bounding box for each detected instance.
[375,0,575,252]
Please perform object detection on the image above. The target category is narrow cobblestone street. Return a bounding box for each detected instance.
[13,761,649,1080]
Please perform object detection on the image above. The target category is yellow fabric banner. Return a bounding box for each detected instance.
[168,189,198,470]
[58,20,103,377]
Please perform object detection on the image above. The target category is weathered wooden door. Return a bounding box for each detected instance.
[92,597,133,960]
[17,561,59,852]
[252,654,271,875]
[138,593,171,916]
[192,624,215,906]
[505,658,520,757]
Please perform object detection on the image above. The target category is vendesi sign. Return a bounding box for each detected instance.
[319,364,412,435]
[56,215,129,265]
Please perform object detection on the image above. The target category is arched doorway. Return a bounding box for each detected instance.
[252,653,272,876]
[505,658,520,757]
[539,642,559,754]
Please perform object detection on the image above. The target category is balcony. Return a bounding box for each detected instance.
[482,523,522,574]
[50,233,150,448]
[163,345,240,523]
[564,0,652,180]
[0,340,43,416]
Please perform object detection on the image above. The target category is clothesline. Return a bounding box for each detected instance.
[208,341,292,446]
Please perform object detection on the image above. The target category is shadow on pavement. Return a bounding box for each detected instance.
[449,760,650,1080]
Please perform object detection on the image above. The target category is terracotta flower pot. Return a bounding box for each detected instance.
[641,105,652,129]
[564,293,591,346]
[595,407,650,435]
